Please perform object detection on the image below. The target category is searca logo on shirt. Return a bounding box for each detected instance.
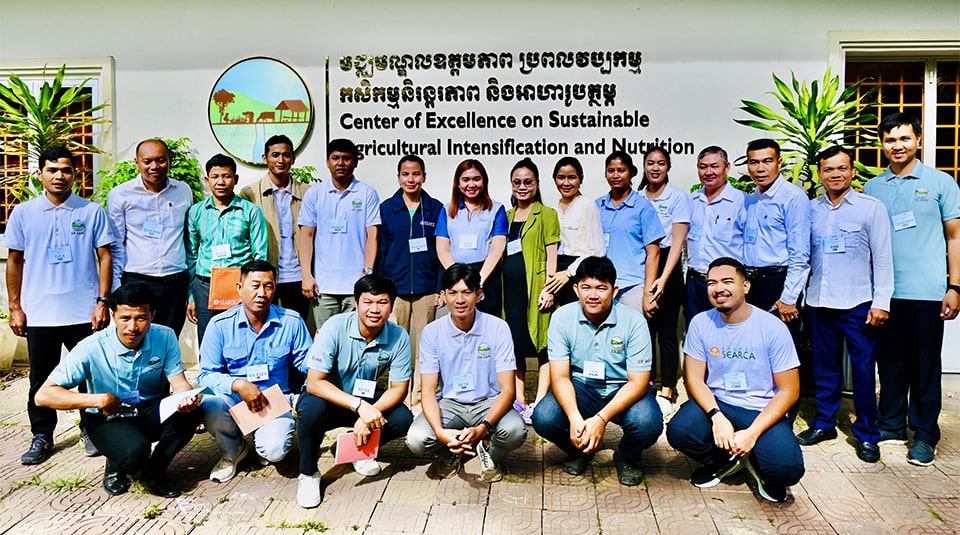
[71,219,86,235]
[713,346,757,360]
[477,343,492,359]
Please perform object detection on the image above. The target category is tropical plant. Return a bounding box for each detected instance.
[735,68,883,198]
[289,165,321,184]
[92,137,205,206]
[0,65,110,200]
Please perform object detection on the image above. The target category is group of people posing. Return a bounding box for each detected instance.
[5,111,956,508]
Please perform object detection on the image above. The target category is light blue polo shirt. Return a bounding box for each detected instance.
[864,162,960,301]
[547,301,652,398]
[3,192,114,326]
[596,190,666,289]
[419,311,515,404]
[298,178,381,295]
[305,311,411,397]
[197,304,312,396]
[47,324,185,413]
[684,305,799,412]
[641,183,691,248]
[435,201,508,264]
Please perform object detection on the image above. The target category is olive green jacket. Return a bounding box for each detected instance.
[506,201,561,352]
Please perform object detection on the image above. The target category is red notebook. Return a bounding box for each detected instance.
[334,429,381,464]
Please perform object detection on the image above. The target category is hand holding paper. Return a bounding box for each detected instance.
[160,386,212,422]
[228,384,292,435]
[335,429,380,464]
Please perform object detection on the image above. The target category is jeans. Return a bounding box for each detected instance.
[531,383,662,467]
[406,397,527,463]
[201,392,296,462]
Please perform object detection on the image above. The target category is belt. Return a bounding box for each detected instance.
[744,265,788,278]
[123,270,188,284]
[687,269,709,283]
[196,275,211,283]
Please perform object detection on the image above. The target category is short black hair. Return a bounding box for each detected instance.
[708,257,747,280]
[816,145,855,168]
[697,145,728,163]
[878,112,921,139]
[354,273,398,302]
[205,153,237,175]
[135,138,170,158]
[328,138,359,158]
[398,154,425,174]
[746,138,781,158]
[574,256,617,286]
[38,146,75,169]
[106,282,156,312]
[264,134,294,156]
[441,263,481,292]
[241,259,277,279]
[605,150,638,177]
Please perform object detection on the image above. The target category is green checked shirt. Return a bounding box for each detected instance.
[185,195,268,301]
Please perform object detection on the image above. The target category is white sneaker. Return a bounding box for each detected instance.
[210,441,249,483]
[656,396,676,422]
[477,442,502,482]
[297,472,322,508]
[353,457,381,477]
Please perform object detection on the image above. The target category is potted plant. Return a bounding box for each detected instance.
[735,67,883,198]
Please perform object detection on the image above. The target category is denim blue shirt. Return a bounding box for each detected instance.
[864,161,960,300]
[743,177,811,305]
[596,190,666,289]
[197,304,312,396]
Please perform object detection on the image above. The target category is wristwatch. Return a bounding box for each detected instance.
[706,407,721,420]
[350,397,362,413]
[948,284,960,295]
[362,267,374,275]
[96,296,108,304]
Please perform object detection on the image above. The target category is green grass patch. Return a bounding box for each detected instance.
[142,502,162,519]
[268,520,329,532]
[42,473,91,491]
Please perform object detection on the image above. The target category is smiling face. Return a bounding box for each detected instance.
[38,157,75,202]
[818,152,854,198]
[644,150,669,187]
[356,291,393,336]
[706,264,749,315]
[881,124,920,170]
[398,160,425,196]
[238,269,276,320]
[112,303,154,350]
[511,167,538,205]
[135,140,170,190]
[444,279,481,326]
[574,276,618,324]
[205,166,238,204]
[553,164,582,201]
[697,152,730,195]
[263,142,294,182]
[605,158,633,194]
[746,147,782,192]
[458,167,485,202]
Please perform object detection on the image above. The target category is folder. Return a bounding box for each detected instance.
[228,384,292,435]
[334,429,381,464]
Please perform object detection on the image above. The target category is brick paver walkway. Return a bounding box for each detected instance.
[0,370,956,534]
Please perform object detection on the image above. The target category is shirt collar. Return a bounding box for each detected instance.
[883,160,926,181]
[600,189,638,209]
[202,194,243,210]
[135,175,175,193]
[445,310,484,337]
[576,302,619,329]
[235,304,282,331]
[106,326,151,358]
[327,178,359,194]
[39,191,78,210]
[758,175,786,198]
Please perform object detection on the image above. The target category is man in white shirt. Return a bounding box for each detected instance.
[108,139,193,336]
[797,146,893,463]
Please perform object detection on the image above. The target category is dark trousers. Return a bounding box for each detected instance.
[648,248,683,390]
[275,281,311,321]
[531,384,662,467]
[470,261,502,317]
[876,299,944,445]
[666,399,804,487]
[296,391,413,475]
[85,397,201,476]
[683,271,712,326]
[744,269,805,353]
[26,323,91,438]
[189,277,226,345]
[808,303,880,443]
[121,270,189,337]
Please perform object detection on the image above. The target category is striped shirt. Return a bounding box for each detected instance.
[185,195,268,283]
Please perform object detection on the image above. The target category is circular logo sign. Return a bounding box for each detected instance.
[208,57,314,166]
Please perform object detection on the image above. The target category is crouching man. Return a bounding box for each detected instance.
[405,263,527,483]
[35,282,201,497]
[666,257,804,502]
[532,256,662,486]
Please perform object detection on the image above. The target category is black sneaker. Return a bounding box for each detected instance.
[690,456,743,488]
[561,453,594,476]
[613,451,644,487]
[878,429,908,446]
[21,435,52,465]
[742,455,788,503]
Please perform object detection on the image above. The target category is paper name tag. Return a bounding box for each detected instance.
[118,390,141,404]
[246,364,269,382]
[212,243,232,260]
[506,239,522,256]
[454,373,474,392]
[583,360,605,380]
[823,236,845,254]
[459,234,478,250]
[892,211,917,231]
[723,372,747,391]
[329,219,347,233]
[352,378,376,399]
[143,220,163,239]
[688,226,702,241]
[47,245,72,264]
[408,237,428,253]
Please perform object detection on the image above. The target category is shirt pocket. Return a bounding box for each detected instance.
[838,222,864,249]
[223,347,249,376]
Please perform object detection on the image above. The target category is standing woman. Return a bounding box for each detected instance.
[639,147,690,413]
[376,154,444,407]
[596,151,665,316]
[503,158,560,422]
[541,157,606,306]
[436,159,508,316]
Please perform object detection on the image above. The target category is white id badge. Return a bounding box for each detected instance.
[408,237,428,253]
[723,372,747,391]
[506,239,522,256]
[892,211,917,231]
[688,226,703,241]
[744,227,758,244]
[459,233,478,250]
[603,233,610,248]
[118,390,141,404]
[143,220,163,239]
[212,243,232,260]
[46,245,72,264]
[352,378,376,399]
[583,360,605,380]
[454,373,474,392]
[329,219,347,233]
[246,364,269,382]
[823,236,845,254]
